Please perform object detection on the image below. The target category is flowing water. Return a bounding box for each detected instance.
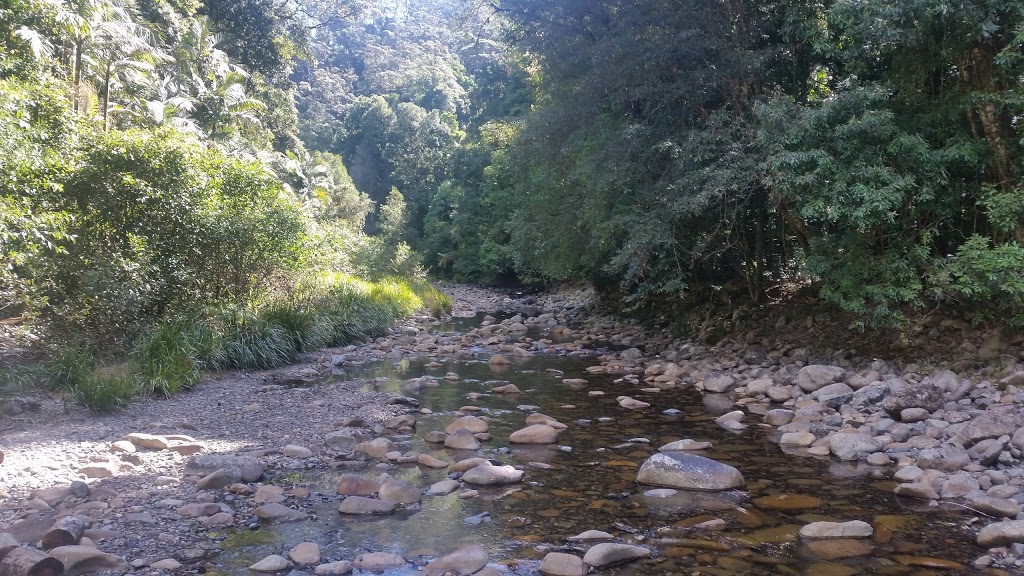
[215,316,997,575]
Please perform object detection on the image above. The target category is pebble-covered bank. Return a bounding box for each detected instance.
[0,285,1023,574]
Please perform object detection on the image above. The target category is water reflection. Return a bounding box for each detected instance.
[216,350,988,575]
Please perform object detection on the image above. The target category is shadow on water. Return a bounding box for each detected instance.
[216,350,988,575]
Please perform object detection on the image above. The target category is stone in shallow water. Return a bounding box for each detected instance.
[254,503,307,522]
[893,483,938,500]
[828,432,882,461]
[445,416,489,434]
[659,439,711,452]
[582,543,650,568]
[978,520,1024,547]
[509,424,559,444]
[378,480,420,504]
[539,552,586,576]
[337,496,395,515]
[799,520,873,539]
[636,452,744,491]
[644,489,678,498]
[422,544,487,576]
[779,432,816,448]
[426,479,460,496]
[567,530,614,542]
[288,542,320,565]
[336,474,381,496]
[752,494,825,511]
[445,429,481,450]
[352,552,406,571]
[249,554,293,572]
[314,560,352,575]
[461,464,523,486]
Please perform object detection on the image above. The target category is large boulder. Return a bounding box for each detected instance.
[953,408,1020,447]
[880,377,945,417]
[797,365,845,393]
[828,432,883,461]
[635,453,744,491]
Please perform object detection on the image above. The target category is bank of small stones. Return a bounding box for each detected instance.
[1,284,1023,573]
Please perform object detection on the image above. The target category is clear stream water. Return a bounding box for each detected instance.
[214,316,999,576]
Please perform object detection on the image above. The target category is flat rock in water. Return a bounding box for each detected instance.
[423,544,488,576]
[978,520,1024,547]
[509,424,559,444]
[445,429,481,450]
[426,479,460,496]
[249,555,293,572]
[378,480,420,504]
[337,496,396,515]
[288,542,320,565]
[185,454,264,482]
[445,416,489,434]
[582,543,650,568]
[659,439,711,451]
[314,560,353,575]
[636,452,744,491]
[336,474,381,496]
[799,521,873,539]
[49,545,130,575]
[539,552,586,576]
[254,503,307,522]
[352,552,406,571]
[461,464,523,485]
[567,530,614,542]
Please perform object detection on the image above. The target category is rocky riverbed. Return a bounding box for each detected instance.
[2,284,1024,575]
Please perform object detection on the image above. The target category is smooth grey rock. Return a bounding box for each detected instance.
[703,373,736,393]
[978,520,1024,547]
[509,424,559,444]
[378,480,420,504]
[799,520,873,539]
[828,433,882,461]
[659,439,712,451]
[894,483,939,500]
[426,479,460,496]
[764,409,795,426]
[955,409,1020,447]
[636,452,744,491]
[797,365,845,392]
[254,503,306,522]
[915,445,970,472]
[50,545,130,575]
[968,494,1022,518]
[196,466,242,490]
[423,544,487,576]
[461,464,523,486]
[539,552,586,576]
[352,552,406,571]
[249,554,294,573]
[582,543,650,568]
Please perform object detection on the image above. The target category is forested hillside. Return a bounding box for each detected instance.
[3,0,1024,401]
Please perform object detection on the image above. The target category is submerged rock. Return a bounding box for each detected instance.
[423,544,488,576]
[636,452,744,491]
[461,464,523,485]
[582,543,650,568]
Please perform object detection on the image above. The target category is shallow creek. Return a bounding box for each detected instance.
[216,318,990,576]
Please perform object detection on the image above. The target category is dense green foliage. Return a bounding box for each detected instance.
[336,0,1024,328]
[0,0,451,410]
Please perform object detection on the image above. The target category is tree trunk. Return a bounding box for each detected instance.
[0,547,64,576]
[41,517,85,551]
[72,42,83,114]
[102,65,111,131]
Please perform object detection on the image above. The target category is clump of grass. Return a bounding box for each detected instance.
[133,318,219,397]
[259,298,333,353]
[45,340,97,391]
[410,280,454,317]
[72,365,137,412]
[217,306,295,369]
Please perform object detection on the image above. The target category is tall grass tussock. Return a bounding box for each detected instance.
[39,275,451,411]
